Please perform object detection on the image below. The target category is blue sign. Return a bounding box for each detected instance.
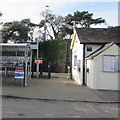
[15,69,24,79]
[74,55,77,66]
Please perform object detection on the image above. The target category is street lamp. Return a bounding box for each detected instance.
[36,6,49,78]
[44,5,49,41]
[0,12,2,17]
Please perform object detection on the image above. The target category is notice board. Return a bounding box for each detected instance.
[15,68,24,79]
[103,55,120,72]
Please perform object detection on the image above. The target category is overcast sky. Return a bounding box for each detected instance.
[0,0,119,28]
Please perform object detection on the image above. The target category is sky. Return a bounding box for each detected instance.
[0,0,119,28]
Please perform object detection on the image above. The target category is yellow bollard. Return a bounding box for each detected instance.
[67,66,70,78]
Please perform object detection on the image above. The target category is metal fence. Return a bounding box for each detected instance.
[1,56,31,86]
[0,43,32,86]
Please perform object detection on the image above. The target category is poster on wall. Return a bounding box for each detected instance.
[74,55,77,66]
[114,55,120,72]
[103,55,120,72]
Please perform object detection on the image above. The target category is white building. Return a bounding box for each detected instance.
[86,43,120,90]
[70,27,119,90]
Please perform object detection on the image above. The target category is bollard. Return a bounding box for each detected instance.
[48,62,51,79]
[67,66,70,78]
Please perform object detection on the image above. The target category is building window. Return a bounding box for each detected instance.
[87,46,92,52]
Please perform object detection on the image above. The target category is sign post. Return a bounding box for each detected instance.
[35,58,43,78]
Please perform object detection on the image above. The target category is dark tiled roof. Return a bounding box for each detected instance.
[75,27,120,44]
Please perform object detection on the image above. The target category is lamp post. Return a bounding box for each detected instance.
[0,12,3,42]
[36,41,39,78]
[0,12,2,17]
[36,6,49,78]
[44,5,49,41]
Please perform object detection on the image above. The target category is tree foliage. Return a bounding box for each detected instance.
[2,19,37,43]
[40,39,65,72]
[21,19,37,41]
[39,10,64,41]
[41,39,63,63]
[58,11,105,40]
[64,10,105,28]
[39,10,105,41]
[38,10,106,72]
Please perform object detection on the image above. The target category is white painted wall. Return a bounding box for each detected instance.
[87,44,119,90]
[72,38,103,85]
[72,35,83,84]
[85,44,102,57]
[86,59,94,88]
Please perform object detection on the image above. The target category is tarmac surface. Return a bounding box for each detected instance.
[2,73,119,103]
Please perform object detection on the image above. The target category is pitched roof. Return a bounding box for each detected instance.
[75,27,120,44]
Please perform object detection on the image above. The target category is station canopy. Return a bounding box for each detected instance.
[0,43,31,52]
[0,43,32,68]
[16,42,38,50]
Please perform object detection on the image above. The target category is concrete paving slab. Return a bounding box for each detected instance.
[2,73,119,103]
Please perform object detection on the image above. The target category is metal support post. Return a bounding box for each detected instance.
[5,67,7,77]
[24,47,28,86]
[25,62,27,86]
[30,50,32,79]
[23,63,25,86]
